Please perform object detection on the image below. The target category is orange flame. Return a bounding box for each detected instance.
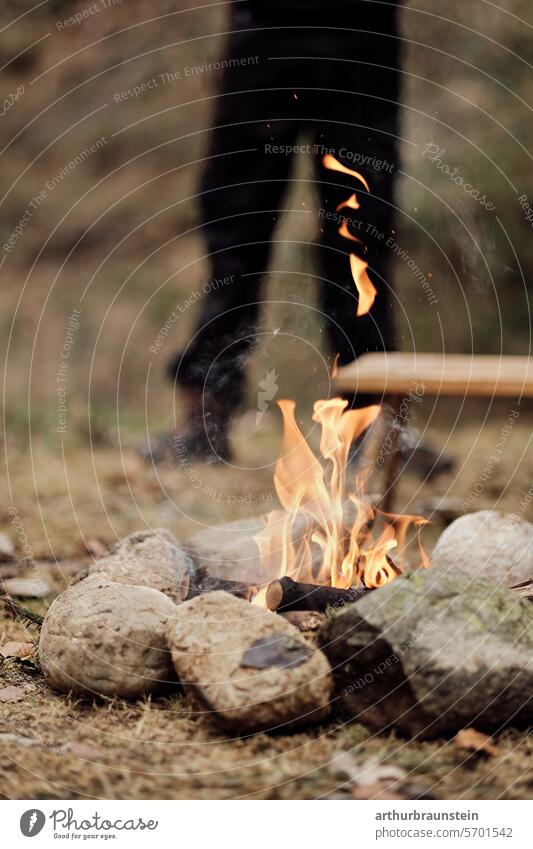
[338,220,362,244]
[255,399,430,591]
[323,154,376,317]
[350,253,377,316]
[322,154,370,191]
[336,193,360,213]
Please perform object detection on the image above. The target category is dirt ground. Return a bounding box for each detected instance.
[1,399,532,801]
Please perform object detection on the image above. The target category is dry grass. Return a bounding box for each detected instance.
[1,642,532,800]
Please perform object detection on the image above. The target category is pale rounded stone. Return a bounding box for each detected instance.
[167,591,332,733]
[39,577,177,699]
[86,528,191,603]
[431,510,533,588]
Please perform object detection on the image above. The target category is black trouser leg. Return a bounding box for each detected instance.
[170,4,402,410]
[169,18,302,408]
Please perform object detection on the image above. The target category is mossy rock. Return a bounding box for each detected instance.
[318,567,533,737]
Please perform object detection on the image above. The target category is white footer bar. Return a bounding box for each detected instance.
[3,799,531,848]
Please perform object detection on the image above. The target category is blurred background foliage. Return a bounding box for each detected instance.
[0,0,531,430]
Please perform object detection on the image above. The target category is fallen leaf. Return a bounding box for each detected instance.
[61,741,105,760]
[332,752,406,785]
[2,577,50,598]
[0,641,34,659]
[85,537,108,558]
[0,683,36,702]
[241,634,312,669]
[454,728,498,757]
[510,580,533,603]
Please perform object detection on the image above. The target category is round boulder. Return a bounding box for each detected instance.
[431,510,533,588]
[39,577,177,699]
[85,528,191,603]
[167,591,332,733]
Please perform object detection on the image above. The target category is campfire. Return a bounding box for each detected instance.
[253,397,430,612]
[248,155,430,610]
[35,150,433,735]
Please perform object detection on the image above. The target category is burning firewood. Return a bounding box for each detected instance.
[254,398,429,593]
[265,576,371,614]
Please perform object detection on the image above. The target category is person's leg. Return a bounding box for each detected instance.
[168,8,304,416]
[156,8,309,462]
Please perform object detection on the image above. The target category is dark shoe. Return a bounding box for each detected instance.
[398,430,455,479]
[348,426,455,480]
[140,390,234,465]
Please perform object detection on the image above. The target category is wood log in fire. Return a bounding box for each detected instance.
[265,576,372,614]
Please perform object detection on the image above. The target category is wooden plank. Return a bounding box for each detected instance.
[334,352,533,397]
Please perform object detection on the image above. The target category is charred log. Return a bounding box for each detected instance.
[265,576,372,613]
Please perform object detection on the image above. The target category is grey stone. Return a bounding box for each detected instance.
[186,518,269,584]
[167,591,332,733]
[186,505,371,585]
[2,577,50,598]
[432,511,533,588]
[318,567,533,737]
[39,576,177,699]
[85,528,191,603]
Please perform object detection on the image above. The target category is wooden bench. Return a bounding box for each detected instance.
[334,352,533,511]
